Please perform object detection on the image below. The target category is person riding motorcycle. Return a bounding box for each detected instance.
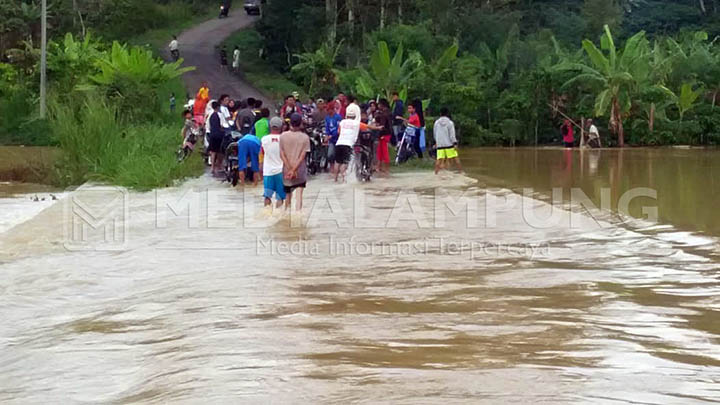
[169,36,180,61]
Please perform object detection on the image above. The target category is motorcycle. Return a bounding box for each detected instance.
[354,130,376,182]
[223,131,243,186]
[305,124,328,175]
[218,0,231,18]
[395,124,417,165]
[177,125,200,162]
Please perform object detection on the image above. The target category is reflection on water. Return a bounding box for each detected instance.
[0,153,719,403]
[462,147,720,236]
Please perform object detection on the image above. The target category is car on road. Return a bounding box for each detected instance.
[244,0,260,15]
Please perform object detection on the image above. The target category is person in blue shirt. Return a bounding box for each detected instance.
[324,102,342,175]
[237,133,261,186]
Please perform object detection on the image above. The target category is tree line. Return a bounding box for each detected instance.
[257,0,720,146]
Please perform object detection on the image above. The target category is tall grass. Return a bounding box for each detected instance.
[52,97,203,190]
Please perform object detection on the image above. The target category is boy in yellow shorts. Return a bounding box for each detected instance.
[433,107,463,174]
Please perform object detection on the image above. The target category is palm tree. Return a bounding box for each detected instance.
[559,25,650,146]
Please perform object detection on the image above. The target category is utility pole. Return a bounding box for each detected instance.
[40,0,47,118]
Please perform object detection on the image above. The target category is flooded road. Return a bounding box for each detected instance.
[0,148,719,404]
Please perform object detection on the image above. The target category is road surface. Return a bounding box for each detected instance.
[172,10,271,106]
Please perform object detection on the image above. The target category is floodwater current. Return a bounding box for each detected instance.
[0,147,719,404]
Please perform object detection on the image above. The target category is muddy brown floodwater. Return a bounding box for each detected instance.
[0,147,719,404]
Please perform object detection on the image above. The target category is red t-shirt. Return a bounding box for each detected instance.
[338,100,347,118]
[408,113,421,128]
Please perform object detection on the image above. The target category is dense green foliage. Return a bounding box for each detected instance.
[0,0,212,146]
[0,1,208,187]
[254,0,720,146]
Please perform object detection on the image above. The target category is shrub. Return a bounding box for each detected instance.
[52,96,203,190]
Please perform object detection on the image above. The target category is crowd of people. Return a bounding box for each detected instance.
[180,81,464,211]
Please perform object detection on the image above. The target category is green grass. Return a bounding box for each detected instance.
[389,147,434,173]
[220,29,299,101]
[52,97,203,190]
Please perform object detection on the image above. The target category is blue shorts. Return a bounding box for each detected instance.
[237,138,261,172]
[263,173,286,200]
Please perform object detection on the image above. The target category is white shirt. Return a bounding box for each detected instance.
[261,134,284,175]
[169,40,178,51]
[336,119,361,147]
[220,105,231,128]
[233,49,240,63]
[588,125,599,139]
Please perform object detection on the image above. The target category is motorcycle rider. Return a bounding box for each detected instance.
[169,35,179,61]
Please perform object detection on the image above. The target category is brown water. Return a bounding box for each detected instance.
[0,148,719,404]
[0,146,58,186]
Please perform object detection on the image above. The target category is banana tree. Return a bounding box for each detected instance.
[354,41,423,101]
[558,25,650,146]
[291,40,343,96]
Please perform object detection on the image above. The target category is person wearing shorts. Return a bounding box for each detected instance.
[433,107,462,174]
[261,117,286,207]
[334,110,381,182]
[207,102,226,175]
[279,113,310,212]
[237,134,261,185]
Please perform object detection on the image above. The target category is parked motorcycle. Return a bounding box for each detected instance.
[395,124,417,165]
[176,126,200,162]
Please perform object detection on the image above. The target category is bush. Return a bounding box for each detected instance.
[52,96,203,190]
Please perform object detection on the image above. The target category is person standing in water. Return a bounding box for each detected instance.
[561,119,574,148]
[262,117,286,208]
[208,101,224,175]
[433,107,462,174]
[586,119,601,148]
[280,114,310,212]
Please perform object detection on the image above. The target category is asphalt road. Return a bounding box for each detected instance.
[171,9,271,106]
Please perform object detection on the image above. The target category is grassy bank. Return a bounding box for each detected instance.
[52,98,203,190]
[220,29,299,101]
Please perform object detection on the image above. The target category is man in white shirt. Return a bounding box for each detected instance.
[218,94,232,135]
[587,119,601,148]
[333,110,381,182]
[262,117,286,207]
[232,46,240,72]
[169,36,179,60]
